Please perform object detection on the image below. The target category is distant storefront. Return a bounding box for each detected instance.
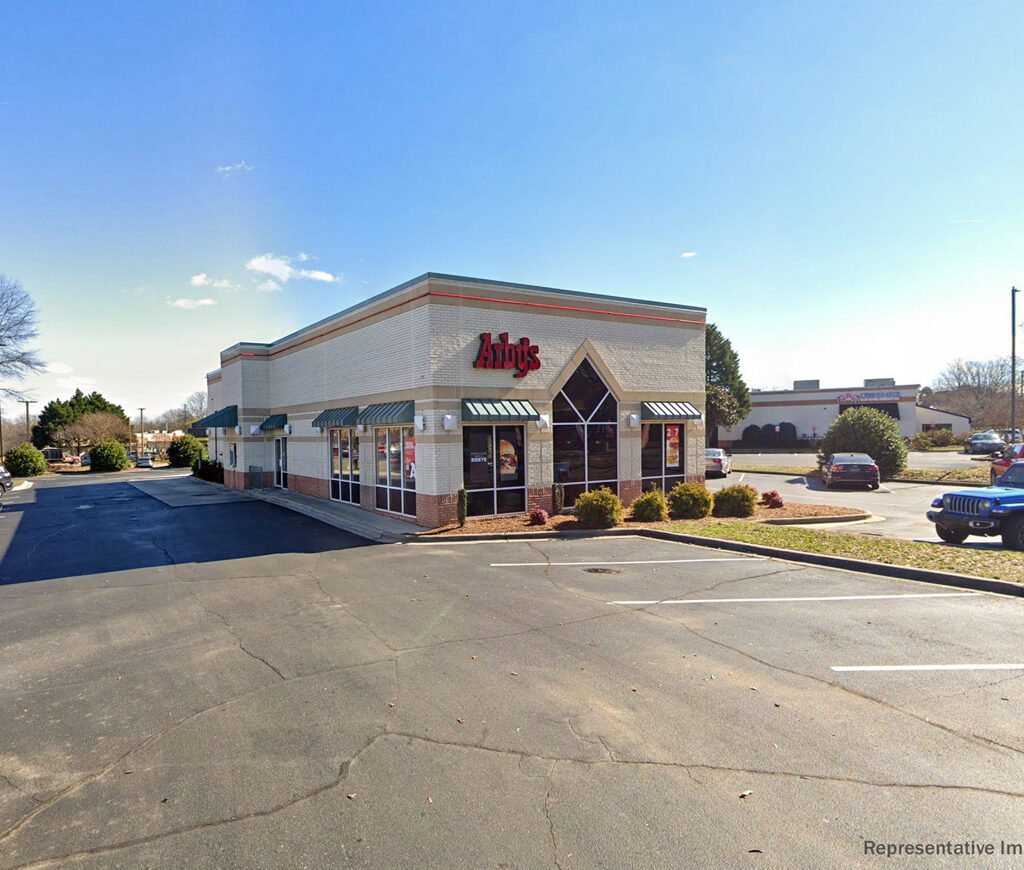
[718,380,971,447]
[197,273,707,527]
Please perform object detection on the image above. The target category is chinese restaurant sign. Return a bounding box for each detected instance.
[473,332,541,379]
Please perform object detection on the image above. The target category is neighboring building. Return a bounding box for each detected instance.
[718,379,971,447]
[197,273,707,527]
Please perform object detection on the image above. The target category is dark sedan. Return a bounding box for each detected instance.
[0,464,13,492]
[821,453,880,490]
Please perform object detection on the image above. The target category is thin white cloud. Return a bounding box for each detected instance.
[46,362,75,375]
[167,297,218,310]
[245,252,340,284]
[258,280,281,292]
[215,161,254,176]
[950,218,984,224]
[190,272,238,290]
[680,251,698,259]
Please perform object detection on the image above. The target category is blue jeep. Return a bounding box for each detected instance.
[927,460,1024,549]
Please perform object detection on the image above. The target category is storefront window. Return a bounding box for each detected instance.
[463,425,526,516]
[375,426,415,515]
[640,422,687,493]
[330,428,360,504]
[553,359,618,507]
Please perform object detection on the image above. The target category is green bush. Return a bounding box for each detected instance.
[818,407,908,478]
[778,421,797,447]
[167,434,205,468]
[5,443,47,477]
[741,425,761,446]
[631,488,669,522]
[90,438,130,472]
[667,482,713,519]
[573,487,624,528]
[909,432,933,451]
[712,484,759,518]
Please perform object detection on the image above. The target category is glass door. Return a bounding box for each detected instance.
[275,436,288,488]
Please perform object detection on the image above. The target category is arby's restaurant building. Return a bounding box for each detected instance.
[197,273,707,527]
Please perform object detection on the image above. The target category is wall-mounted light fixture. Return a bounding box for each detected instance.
[250,424,262,436]
[283,423,293,435]
[536,414,550,430]
[442,414,458,431]
[414,414,426,431]
[627,413,640,428]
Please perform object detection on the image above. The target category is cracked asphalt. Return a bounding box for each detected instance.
[1,473,1023,867]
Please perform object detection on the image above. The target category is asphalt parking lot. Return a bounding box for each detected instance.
[1,475,1022,867]
[707,470,976,544]
[732,451,982,470]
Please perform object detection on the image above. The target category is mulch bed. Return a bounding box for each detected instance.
[419,502,862,537]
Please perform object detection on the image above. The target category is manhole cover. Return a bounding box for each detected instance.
[583,567,622,574]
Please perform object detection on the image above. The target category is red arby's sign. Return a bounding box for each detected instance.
[473,332,541,379]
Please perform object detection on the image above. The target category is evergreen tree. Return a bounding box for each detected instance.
[31,389,129,448]
[705,324,751,444]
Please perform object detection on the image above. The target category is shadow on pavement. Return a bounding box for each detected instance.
[0,479,372,585]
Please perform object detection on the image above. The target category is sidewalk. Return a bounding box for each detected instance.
[247,487,426,543]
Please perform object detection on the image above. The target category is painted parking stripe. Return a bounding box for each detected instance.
[612,592,976,605]
[491,557,760,568]
[832,663,1024,672]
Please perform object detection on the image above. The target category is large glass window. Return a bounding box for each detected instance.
[329,428,360,504]
[463,425,526,516]
[375,426,415,516]
[640,422,687,493]
[553,359,618,506]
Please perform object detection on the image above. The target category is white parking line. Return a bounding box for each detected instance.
[612,592,976,605]
[491,557,760,568]
[831,663,1024,673]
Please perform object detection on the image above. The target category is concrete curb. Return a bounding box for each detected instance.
[760,512,871,525]
[11,480,33,492]
[734,467,989,488]
[410,526,1023,598]
[247,489,406,543]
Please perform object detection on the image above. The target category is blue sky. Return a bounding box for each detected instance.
[1,0,1022,415]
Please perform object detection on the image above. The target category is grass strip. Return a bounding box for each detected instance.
[669,521,1024,582]
[732,464,993,485]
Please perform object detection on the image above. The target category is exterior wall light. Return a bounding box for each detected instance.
[414,414,426,431]
[536,414,550,430]
[442,414,458,430]
[249,424,262,436]
[234,425,242,435]
[356,423,366,434]
[627,413,640,428]
[283,423,293,435]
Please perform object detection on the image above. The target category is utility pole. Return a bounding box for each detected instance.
[138,407,145,457]
[1013,287,1020,442]
[23,400,36,443]
[0,394,5,459]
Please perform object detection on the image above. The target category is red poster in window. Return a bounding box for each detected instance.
[404,437,416,482]
[665,425,680,469]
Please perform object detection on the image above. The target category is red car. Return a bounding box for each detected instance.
[991,444,1024,484]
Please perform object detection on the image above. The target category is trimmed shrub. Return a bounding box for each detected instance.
[760,423,779,447]
[778,422,797,448]
[631,488,669,522]
[573,487,623,528]
[741,425,761,446]
[552,483,565,514]
[818,407,908,478]
[167,434,205,468]
[760,490,784,509]
[5,443,47,477]
[457,488,468,527]
[909,432,933,451]
[90,438,130,472]
[667,482,713,520]
[529,508,549,526]
[712,484,759,517]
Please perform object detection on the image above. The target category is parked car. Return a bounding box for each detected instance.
[136,455,154,468]
[990,444,1024,484]
[80,454,90,466]
[821,453,880,489]
[704,448,732,477]
[927,460,1024,548]
[0,465,13,492]
[999,429,1023,443]
[967,432,1005,454]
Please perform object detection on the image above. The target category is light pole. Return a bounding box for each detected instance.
[1013,287,1020,442]
[23,400,36,443]
[138,407,145,457]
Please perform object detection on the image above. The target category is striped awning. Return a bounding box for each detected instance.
[462,399,541,422]
[311,406,359,428]
[192,405,238,430]
[357,401,415,426]
[259,414,288,431]
[641,401,701,421]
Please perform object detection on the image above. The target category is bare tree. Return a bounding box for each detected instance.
[60,412,132,452]
[0,275,44,391]
[184,391,209,421]
[933,358,1011,427]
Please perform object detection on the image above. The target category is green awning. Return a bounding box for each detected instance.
[357,401,415,426]
[259,414,288,431]
[641,401,701,421]
[193,405,238,429]
[462,399,541,422]
[312,406,359,428]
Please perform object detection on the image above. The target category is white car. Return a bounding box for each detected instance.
[705,448,732,478]
[136,456,155,469]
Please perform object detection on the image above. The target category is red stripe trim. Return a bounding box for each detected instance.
[222,287,703,362]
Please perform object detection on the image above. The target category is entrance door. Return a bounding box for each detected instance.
[275,437,288,488]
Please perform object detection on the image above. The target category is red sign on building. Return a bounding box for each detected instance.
[473,332,541,379]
